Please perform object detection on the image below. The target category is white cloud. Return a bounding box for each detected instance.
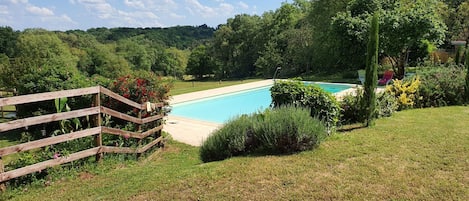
[169,12,185,19]
[59,14,74,23]
[113,10,163,27]
[123,0,178,12]
[77,0,114,19]
[26,5,54,16]
[219,3,234,14]
[124,0,145,9]
[0,5,9,15]
[9,0,28,4]
[238,1,248,10]
[185,0,234,18]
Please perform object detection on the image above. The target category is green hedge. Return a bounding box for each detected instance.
[200,106,327,163]
[416,67,466,107]
[270,80,341,131]
[340,88,398,125]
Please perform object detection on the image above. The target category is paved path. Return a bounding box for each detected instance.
[163,80,368,146]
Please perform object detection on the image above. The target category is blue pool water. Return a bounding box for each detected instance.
[171,82,351,123]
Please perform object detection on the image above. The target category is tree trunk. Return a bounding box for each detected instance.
[396,51,407,79]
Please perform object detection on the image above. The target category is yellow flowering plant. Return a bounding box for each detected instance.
[386,76,421,110]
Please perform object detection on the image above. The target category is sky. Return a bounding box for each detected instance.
[0,0,287,31]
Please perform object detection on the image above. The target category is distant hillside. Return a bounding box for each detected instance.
[84,24,215,49]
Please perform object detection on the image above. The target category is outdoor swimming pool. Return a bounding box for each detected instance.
[170,82,352,123]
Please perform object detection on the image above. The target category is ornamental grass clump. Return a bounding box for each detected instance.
[200,106,327,162]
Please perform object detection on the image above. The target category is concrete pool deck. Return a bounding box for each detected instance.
[163,80,373,146]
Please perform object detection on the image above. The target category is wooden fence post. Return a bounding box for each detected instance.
[157,105,164,149]
[0,157,6,191]
[136,109,142,159]
[93,93,103,162]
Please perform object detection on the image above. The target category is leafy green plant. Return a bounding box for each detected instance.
[5,152,49,188]
[270,80,341,131]
[200,106,327,162]
[53,97,82,135]
[340,88,398,125]
[415,67,466,107]
[375,91,399,118]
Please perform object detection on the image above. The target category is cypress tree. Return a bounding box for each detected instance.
[455,46,461,65]
[362,13,379,127]
[465,48,469,103]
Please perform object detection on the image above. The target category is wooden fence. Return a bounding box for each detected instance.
[0,86,165,190]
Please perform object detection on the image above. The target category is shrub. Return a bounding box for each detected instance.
[415,67,466,107]
[107,72,173,127]
[252,106,327,154]
[386,76,421,110]
[271,80,341,131]
[199,115,251,162]
[104,71,174,149]
[108,71,174,104]
[340,88,398,125]
[376,91,399,118]
[270,80,305,106]
[340,90,364,125]
[200,106,327,162]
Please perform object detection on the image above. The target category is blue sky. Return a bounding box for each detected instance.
[0,0,286,31]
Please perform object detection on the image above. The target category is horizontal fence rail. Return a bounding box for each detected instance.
[0,86,166,187]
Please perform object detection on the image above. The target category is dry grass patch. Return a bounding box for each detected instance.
[4,106,469,200]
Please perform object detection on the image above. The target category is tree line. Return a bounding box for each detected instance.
[0,25,213,95]
[187,0,469,79]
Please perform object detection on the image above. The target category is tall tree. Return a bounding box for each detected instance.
[0,26,19,57]
[2,29,79,89]
[465,48,469,103]
[308,0,352,72]
[211,25,234,78]
[88,43,131,78]
[186,45,215,79]
[362,13,379,127]
[332,0,447,77]
[116,36,152,71]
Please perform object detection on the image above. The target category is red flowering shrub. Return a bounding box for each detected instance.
[110,73,172,104]
[105,72,174,134]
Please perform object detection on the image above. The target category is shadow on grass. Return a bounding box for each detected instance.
[0,128,23,147]
[337,123,367,133]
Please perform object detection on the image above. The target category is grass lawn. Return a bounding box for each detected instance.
[170,79,263,96]
[4,106,468,200]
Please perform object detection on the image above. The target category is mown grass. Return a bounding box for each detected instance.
[170,79,263,95]
[3,106,469,200]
